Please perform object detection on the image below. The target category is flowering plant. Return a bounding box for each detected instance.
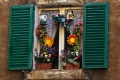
[35,46,57,63]
[67,34,77,45]
[35,25,47,46]
[57,14,66,27]
[60,34,82,66]
[52,13,59,25]
[73,21,83,36]
[35,24,57,63]
[60,22,83,66]
[44,36,54,47]
[52,13,66,27]
[60,48,82,66]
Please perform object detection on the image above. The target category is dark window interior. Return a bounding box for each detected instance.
[64,30,72,49]
[52,26,59,69]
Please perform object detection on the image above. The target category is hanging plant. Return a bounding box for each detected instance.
[57,14,66,27]
[35,25,47,45]
[44,36,54,47]
[52,13,67,27]
[36,27,40,36]
[52,12,59,25]
[73,21,83,36]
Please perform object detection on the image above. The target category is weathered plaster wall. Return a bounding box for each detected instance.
[0,0,120,80]
[26,0,120,80]
[89,0,120,80]
[25,70,88,79]
[0,0,28,80]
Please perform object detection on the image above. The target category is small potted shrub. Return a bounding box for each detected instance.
[35,46,57,70]
[60,48,82,69]
[60,24,83,69]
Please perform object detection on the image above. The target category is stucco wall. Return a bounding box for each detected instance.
[26,0,120,80]
[0,0,120,80]
[92,0,120,80]
[0,0,28,80]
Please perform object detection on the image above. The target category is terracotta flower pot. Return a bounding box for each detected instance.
[80,27,83,34]
[35,63,52,70]
[54,21,58,25]
[65,63,80,70]
[35,27,40,36]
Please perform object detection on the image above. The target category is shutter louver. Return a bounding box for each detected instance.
[83,3,108,68]
[8,5,34,70]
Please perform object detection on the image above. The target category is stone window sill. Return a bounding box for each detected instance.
[25,69,88,79]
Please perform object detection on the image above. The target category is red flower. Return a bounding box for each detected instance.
[62,57,65,61]
[53,53,57,56]
[75,34,78,37]
[77,56,80,59]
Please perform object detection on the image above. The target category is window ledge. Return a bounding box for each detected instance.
[35,0,83,8]
[25,69,88,79]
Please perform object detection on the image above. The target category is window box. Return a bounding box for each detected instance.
[64,63,80,70]
[35,63,52,70]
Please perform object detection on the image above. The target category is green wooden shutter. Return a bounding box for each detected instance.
[8,5,34,70]
[83,2,108,68]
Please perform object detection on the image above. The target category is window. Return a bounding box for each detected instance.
[34,7,83,69]
[8,2,108,70]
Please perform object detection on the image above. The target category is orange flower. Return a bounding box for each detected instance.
[67,34,76,45]
[44,36,54,47]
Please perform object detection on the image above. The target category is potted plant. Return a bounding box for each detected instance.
[35,46,57,70]
[60,23,83,69]
[60,47,82,69]
[35,25,57,70]
[52,12,59,25]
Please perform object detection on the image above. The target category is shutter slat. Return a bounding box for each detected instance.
[11,44,29,46]
[85,54,104,55]
[12,15,30,17]
[83,2,108,68]
[10,58,28,60]
[11,20,30,23]
[86,15,105,18]
[86,18,105,21]
[12,10,30,13]
[10,55,28,57]
[10,60,28,63]
[12,12,30,15]
[10,52,29,54]
[11,27,29,30]
[12,18,29,21]
[8,5,34,70]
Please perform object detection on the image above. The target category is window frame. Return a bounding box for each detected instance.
[33,6,83,70]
